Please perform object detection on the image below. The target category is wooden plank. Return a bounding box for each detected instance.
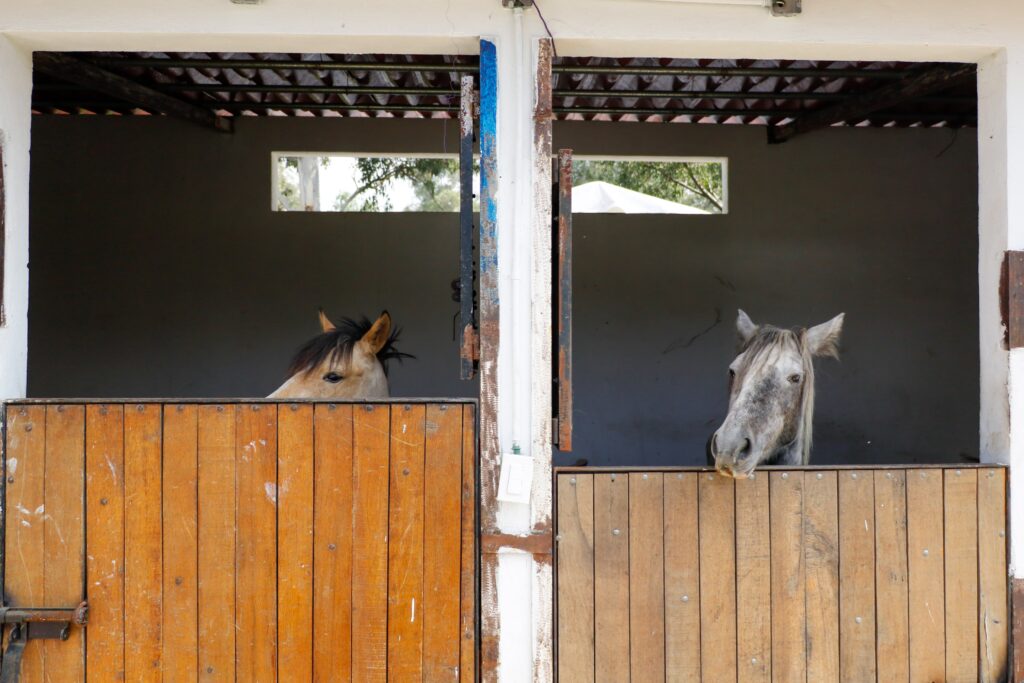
[594,473,629,682]
[699,473,737,683]
[459,404,477,683]
[556,473,594,683]
[85,404,126,682]
[4,405,47,683]
[978,468,1009,683]
[664,473,699,683]
[235,404,278,682]
[42,404,85,680]
[630,472,665,681]
[556,148,573,451]
[875,470,910,683]
[388,405,426,679]
[944,468,979,683]
[313,404,354,681]
[422,404,462,681]
[838,470,876,682]
[907,469,946,683]
[804,470,839,683]
[351,404,391,682]
[124,405,163,682]
[770,472,805,683]
[736,473,770,683]
[198,404,236,682]
[277,404,314,683]
[163,404,199,683]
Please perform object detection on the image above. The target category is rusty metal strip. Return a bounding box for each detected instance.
[556,149,573,452]
[477,38,501,683]
[459,75,478,380]
[0,144,5,327]
[1007,251,1024,348]
[480,532,553,557]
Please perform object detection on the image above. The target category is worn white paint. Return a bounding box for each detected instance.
[3,0,1024,677]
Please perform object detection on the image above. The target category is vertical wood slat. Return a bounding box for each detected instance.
[125,405,163,683]
[459,404,477,683]
[944,469,979,683]
[422,404,462,681]
[388,405,426,679]
[630,473,665,681]
[197,405,236,682]
[736,474,770,683]
[557,473,594,683]
[699,472,736,683]
[839,470,876,682]
[42,404,86,680]
[5,405,47,683]
[907,469,946,683]
[594,473,629,683]
[351,404,391,683]
[664,473,699,683]
[85,404,126,682]
[804,471,839,683]
[875,470,910,683]
[770,472,805,683]
[163,404,198,683]
[235,404,278,682]
[978,468,1009,683]
[312,404,354,682]
[277,404,314,683]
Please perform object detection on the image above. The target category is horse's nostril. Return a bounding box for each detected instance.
[739,438,752,457]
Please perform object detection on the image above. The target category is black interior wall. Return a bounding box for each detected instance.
[28,116,978,465]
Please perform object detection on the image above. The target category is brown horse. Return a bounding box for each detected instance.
[709,309,844,478]
[268,310,411,399]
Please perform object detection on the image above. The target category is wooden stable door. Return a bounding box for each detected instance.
[556,467,1010,683]
[2,401,476,682]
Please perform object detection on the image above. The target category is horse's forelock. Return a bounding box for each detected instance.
[285,316,413,379]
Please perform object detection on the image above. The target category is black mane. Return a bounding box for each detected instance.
[286,316,413,378]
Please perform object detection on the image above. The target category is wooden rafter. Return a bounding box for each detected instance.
[767,62,975,144]
[33,52,232,133]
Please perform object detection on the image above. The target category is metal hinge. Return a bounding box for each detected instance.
[769,0,801,16]
[551,417,559,446]
[0,603,88,683]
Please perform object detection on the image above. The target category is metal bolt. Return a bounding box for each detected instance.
[57,405,65,413]
[18,408,26,416]
[328,404,336,411]
[920,471,927,478]
[328,543,337,551]
[555,534,562,542]
[100,498,108,506]
[217,405,224,412]
[404,404,411,412]
[175,576,183,586]
[749,473,755,479]
[207,667,214,674]
[24,424,32,432]
[782,473,789,479]
[855,616,862,624]
[100,406,108,415]
[6,476,13,484]
[252,405,260,412]
[440,404,449,411]
[137,404,145,412]
[1000,530,1006,538]
[290,404,299,412]
[988,471,995,478]
[923,549,929,557]
[851,473,858,479]
[642,474,648,480]
[612,529,620,536]
[610,474,617,482]
[751,658,758,665]
[681,595,689,603]
[886,472,893,479]
[403,468,410,476]
[955,470,962,476]
[677,473,683,480]
[816,473,823,480]
[570,477,576,485]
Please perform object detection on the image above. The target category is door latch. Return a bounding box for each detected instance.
[0,603,88,683]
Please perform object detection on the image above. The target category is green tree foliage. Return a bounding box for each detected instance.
[573,159,724,212]
[335,157,461,211]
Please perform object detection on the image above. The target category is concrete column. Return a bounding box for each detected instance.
[0,37,33,399]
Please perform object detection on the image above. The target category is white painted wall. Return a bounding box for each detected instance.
[3,0,1024,679]
[0,36,32,400]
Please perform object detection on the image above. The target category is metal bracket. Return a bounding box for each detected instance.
[0,603,88,683]
[501,0,534,7]
[769,0,801,16]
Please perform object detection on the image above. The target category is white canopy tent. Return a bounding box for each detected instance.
[571,180,710,214]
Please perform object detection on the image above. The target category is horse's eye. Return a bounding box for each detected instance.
[788,374,802,384]
[323,372,344,383]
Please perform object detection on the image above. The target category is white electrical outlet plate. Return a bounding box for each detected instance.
[497,452,534,504]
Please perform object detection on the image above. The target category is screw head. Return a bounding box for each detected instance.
[100,498,108,506]
[175,576,183,586]
[851,473,858,479]
[610,474,617,482]
[570,477,576,485]
[886,472,893,479]
[707,474,714,480]
[1000,530,1006,538]
[923,549,929,557]
[751,658,758,665]
[217,405,224,412]
[403,468,410,476]
[642,473,648,480]
[612,529,620,536]
[782,473,789,479]
[956,470,962,476]
[7,476,14,484]
[328,543,337,551]
[24,424,32,432]
[816,473,823,480]
[681,595,689,603]
[855,616,862,624]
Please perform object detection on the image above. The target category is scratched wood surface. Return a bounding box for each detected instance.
[3,401,475,682]
[553,466,1008,682]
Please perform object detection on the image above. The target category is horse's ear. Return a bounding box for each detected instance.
[806,313,844,358]
[736,309,757,345]
[318,308,337,333]
[360,311,392,355]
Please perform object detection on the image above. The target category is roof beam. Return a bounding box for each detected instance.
[767,62,975,143]
[34,52,232,133]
